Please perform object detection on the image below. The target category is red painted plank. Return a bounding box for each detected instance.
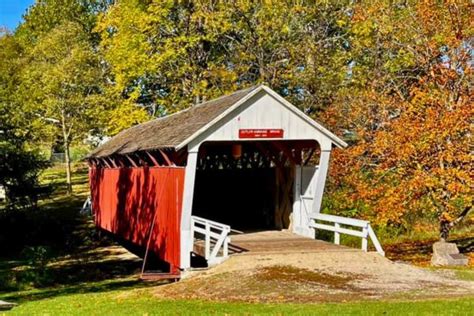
[89,167,185,268]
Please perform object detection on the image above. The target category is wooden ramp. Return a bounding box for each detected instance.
[228,230,357,255]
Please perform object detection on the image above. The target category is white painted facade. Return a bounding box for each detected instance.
[179,85,347,269]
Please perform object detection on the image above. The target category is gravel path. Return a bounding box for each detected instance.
[155,250,474,302]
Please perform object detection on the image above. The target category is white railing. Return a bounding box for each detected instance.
[80,196,92,215]
[191,215,231,266]
[309,213,385,256]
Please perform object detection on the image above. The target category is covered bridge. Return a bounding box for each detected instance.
[87,85,383,274]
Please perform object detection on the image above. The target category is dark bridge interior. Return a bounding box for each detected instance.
[191,140,317,231]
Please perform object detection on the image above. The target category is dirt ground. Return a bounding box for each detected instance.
[154,250,474,303]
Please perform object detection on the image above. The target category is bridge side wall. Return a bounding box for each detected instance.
[90,166,185,268]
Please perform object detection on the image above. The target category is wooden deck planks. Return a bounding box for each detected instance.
[229,230,355,255]
[194,230,357,259]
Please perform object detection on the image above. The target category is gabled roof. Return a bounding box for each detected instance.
[88,85,347,158]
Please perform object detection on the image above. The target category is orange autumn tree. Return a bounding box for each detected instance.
[321,1,472,239]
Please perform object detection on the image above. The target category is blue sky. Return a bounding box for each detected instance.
[0,0,35,30]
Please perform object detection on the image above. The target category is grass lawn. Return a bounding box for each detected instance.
[2,283,473,315]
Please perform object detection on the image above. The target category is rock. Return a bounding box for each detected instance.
[0,300,17,311]
[433,241,459,255]
[431,241,469,266]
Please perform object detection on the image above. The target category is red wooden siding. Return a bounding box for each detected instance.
[89,167,185,268]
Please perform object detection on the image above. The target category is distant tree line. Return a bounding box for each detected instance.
[0,0,471,238]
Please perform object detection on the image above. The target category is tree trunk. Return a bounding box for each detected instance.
[439,206,472,241]
[60,112,72,195]
[64,139,72,195]
[439,217,450,241]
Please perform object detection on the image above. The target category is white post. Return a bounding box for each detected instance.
[362,225,368,252]
[334,222,340,245]
[223,236,229,257]
[292,165,302,234]
[311,149,331,214]
[205,222,211,260]
[368,225,385,256]
[180,148,199,270]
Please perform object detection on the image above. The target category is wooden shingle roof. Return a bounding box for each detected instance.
[88,86,259,158]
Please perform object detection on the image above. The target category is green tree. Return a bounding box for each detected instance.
[20,22,105,193]
[0,31,48,208]
[18,0,149,140]
[96,0,350,115]
[16,0,110,44]
[224,1,351,111]
[96,0,237,114]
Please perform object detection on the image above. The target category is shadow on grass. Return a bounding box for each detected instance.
[0,165,171,304]
[0,219,169,304]
[1,277,162,304]
[455,236,474,253]
[0,196,101,257]
[0,232,145,287]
